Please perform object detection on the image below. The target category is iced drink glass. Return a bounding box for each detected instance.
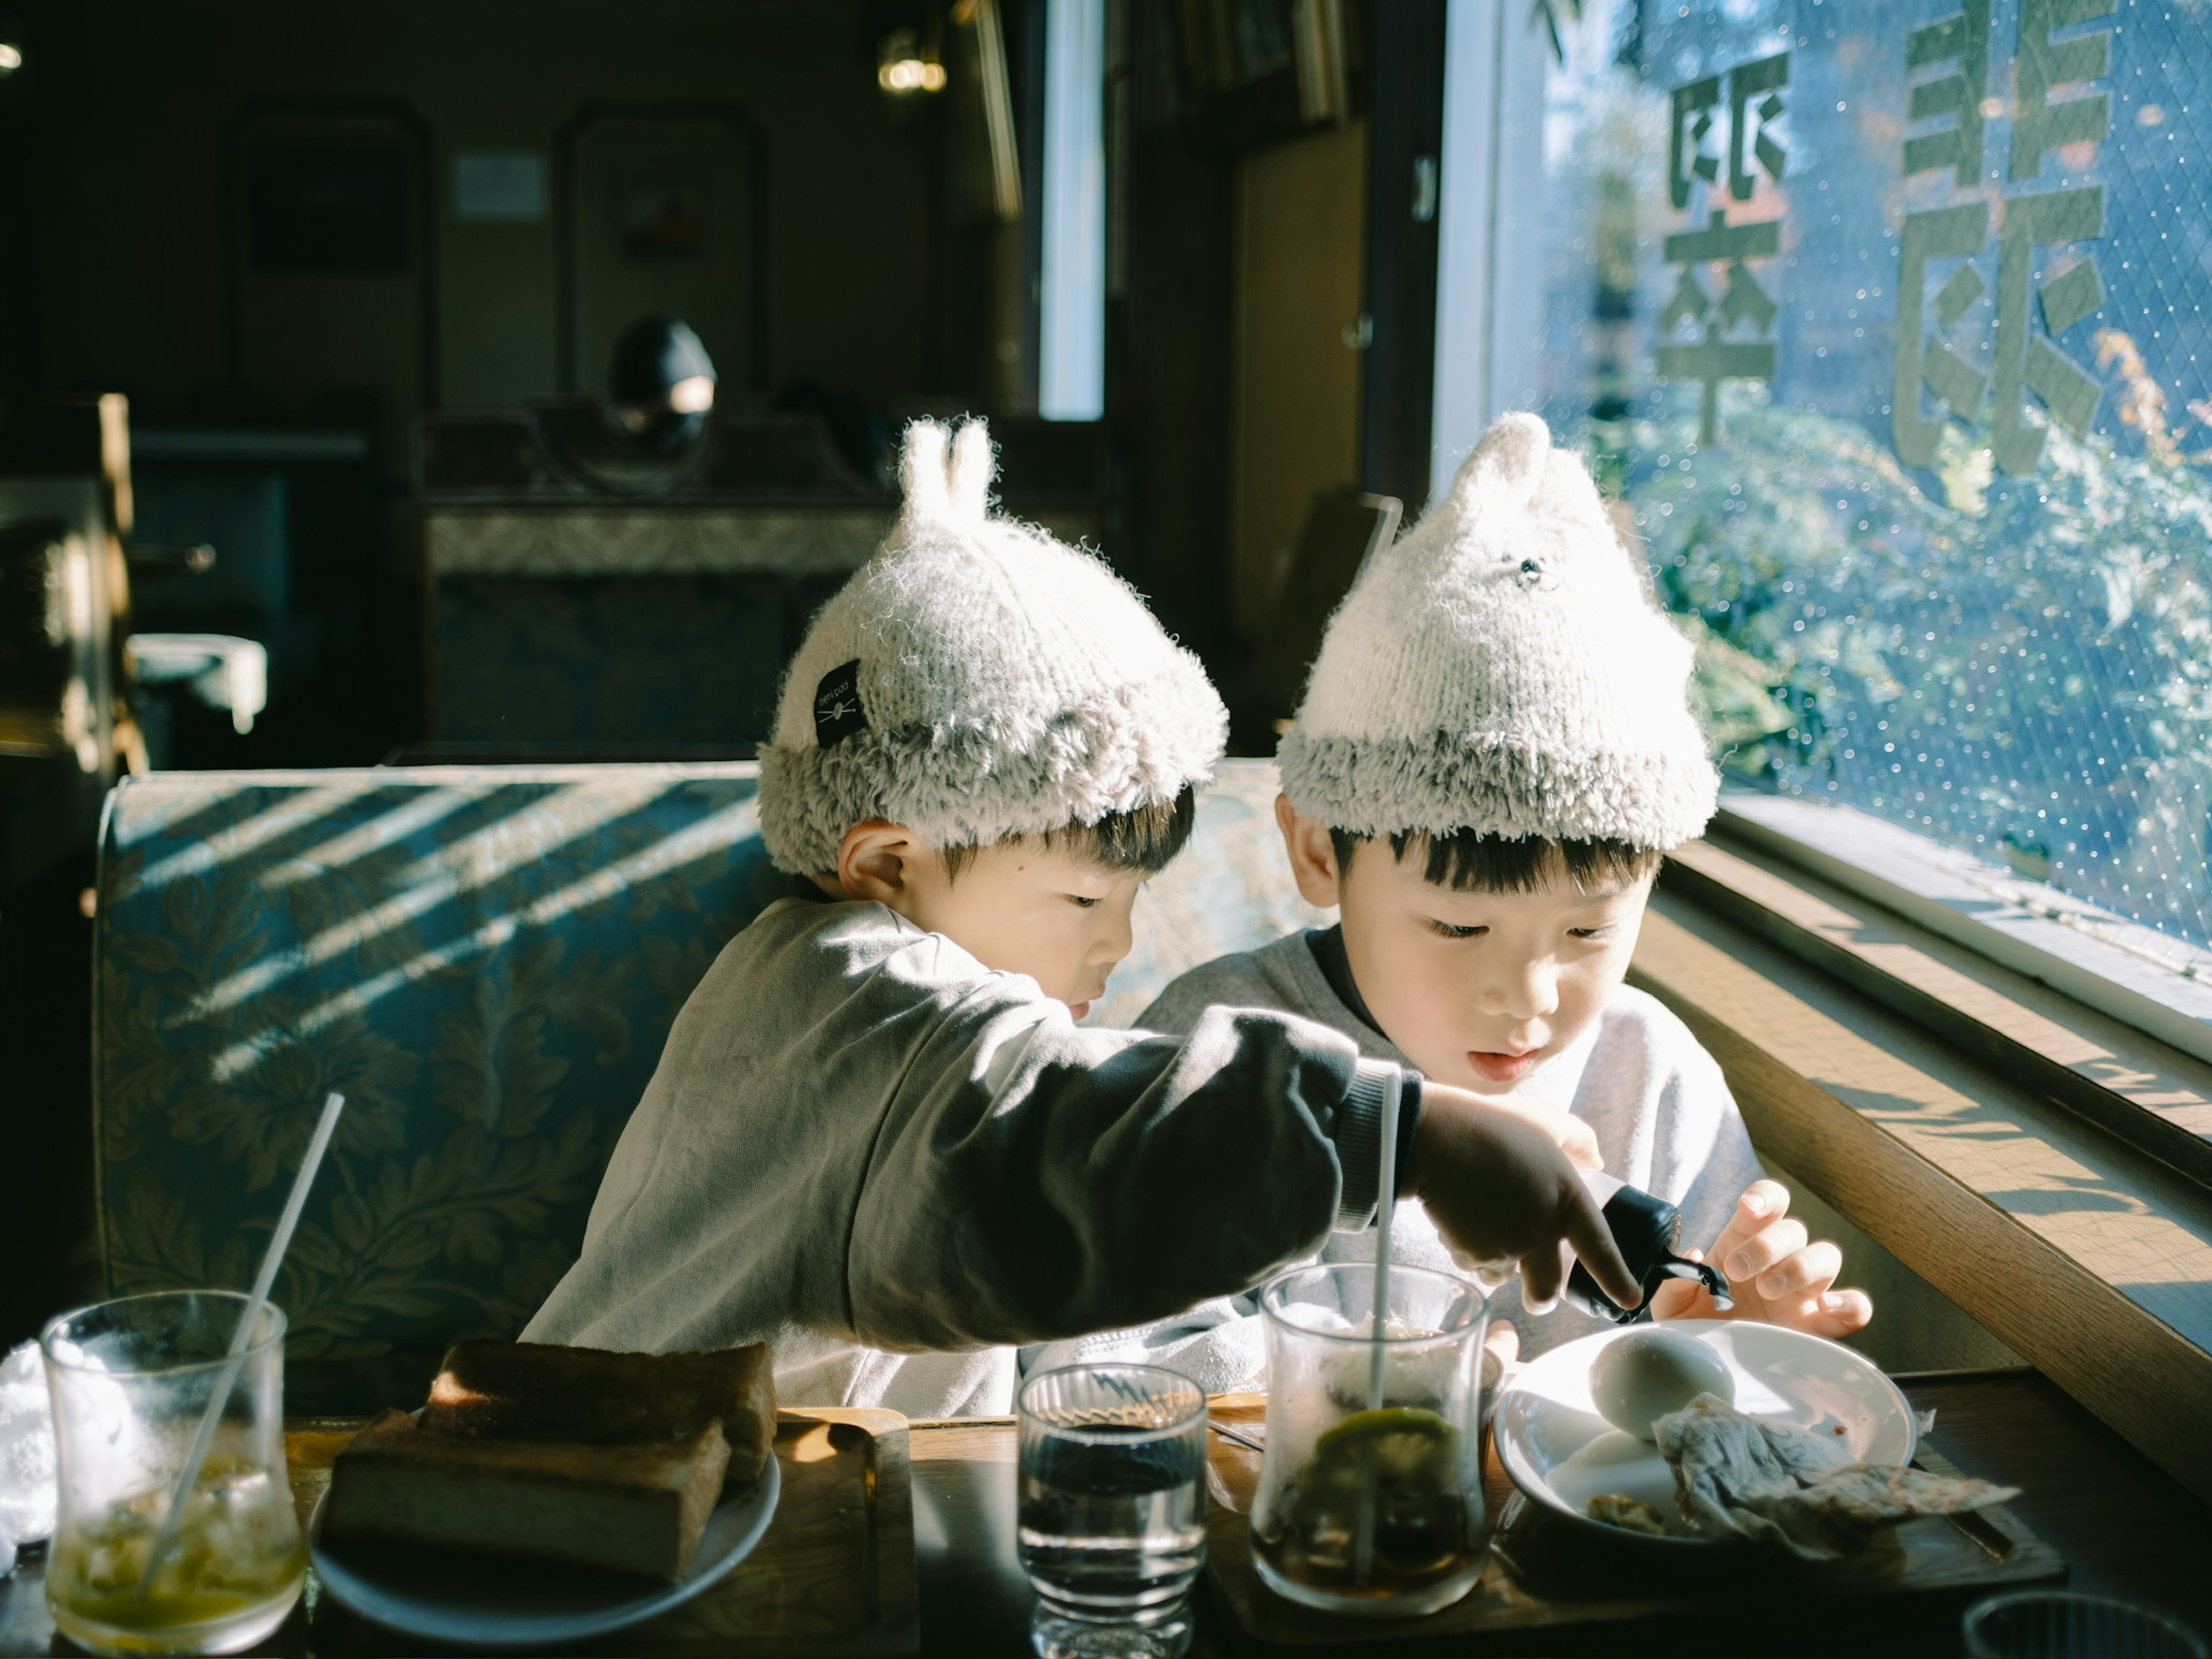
[1017,1362,1207,1659]
[1251,1262,1492,1616]
[40,1291,305,1657]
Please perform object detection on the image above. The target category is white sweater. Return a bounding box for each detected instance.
[524,895,1408,1416]
[1021,929,1763,1385]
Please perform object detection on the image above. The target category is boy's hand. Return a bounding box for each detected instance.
[1649,1180,1872,1338]
[1482,1094,1604,1173]
[1407,1083,1641,1315]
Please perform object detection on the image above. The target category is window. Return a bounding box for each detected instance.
[1533,0,2212,964]
[1040,0,1107,421]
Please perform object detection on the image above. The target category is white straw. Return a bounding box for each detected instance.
[1366,1085,1399,1411]
[1354,1083,1402,1588]
[134,1092,344,1603]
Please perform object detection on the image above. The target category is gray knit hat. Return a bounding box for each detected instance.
[1277,412,1718,849]
[758,418,1228,874]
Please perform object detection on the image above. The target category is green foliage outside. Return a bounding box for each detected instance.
[1620,373,2212,944]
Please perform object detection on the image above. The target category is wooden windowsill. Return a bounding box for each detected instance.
[1633,835,2212,1503]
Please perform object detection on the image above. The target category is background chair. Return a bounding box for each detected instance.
[1229,488,1402,749]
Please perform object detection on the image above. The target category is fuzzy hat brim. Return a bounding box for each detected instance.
[759,658,1225,873]
[1279,727,1719,850]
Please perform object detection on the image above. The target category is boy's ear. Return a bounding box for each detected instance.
[1274,793,1345,909]
[836,820,919,907]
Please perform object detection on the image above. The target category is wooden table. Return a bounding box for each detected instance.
[2,1370,2206,1657]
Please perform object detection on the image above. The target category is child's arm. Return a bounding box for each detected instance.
[843,1000,1639,1353]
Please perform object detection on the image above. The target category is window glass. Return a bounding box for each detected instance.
[1537,0,2212,952]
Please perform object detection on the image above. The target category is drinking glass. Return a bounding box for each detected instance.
[1016,1362,1207,1659]
[1963,1592,2208,1658]
[40,1291,305,1657]
[1251,1261,1492,1617]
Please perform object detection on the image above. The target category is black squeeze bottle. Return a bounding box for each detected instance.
[1563,1172,1734,1324]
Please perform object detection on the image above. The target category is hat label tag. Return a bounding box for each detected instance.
[813,658,869,745]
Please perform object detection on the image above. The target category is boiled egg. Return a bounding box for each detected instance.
[1588,1328,1734,1440]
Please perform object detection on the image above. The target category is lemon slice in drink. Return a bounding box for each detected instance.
[1311,1407,1461,1479]
[1273,1408,1471,1588]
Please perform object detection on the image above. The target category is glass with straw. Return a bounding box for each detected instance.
[1249,1089,1494,1616]
[39,1093,343,1656]
[1249,1261,1493,1615]
[41,1293,304,1654]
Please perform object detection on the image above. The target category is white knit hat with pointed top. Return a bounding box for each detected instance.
[1277,412,1718,849]
[757,418,1228,874]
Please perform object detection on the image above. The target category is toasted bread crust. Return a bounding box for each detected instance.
[337,1408,732,1492]
[325,1410,732,1580]
[421,1340,774,1479]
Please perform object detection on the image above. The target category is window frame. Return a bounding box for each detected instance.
[1634,839,2212,1504]
[1709,793,2212,1179]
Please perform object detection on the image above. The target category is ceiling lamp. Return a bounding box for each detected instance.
[877,28,946,97]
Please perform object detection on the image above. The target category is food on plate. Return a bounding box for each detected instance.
[423,1340,775,1482]
[1588,1328,1734,1440]
[1585,1491,1669,1536]
[1253,1407,1480,1597]
[1653,1393,2018,1559]
[324,1410,730,1580]
[323,1340,774,1580]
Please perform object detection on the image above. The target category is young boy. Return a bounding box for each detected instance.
[525,417,1642,1415]
[1070,414,1871,1384]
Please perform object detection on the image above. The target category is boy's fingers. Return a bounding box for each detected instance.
[1799,1288,1873,1339]
[1740,1179,1790,1222]
[1563,1182,1642,1310]
[1483,1320,1520,1368]
[1558,1119,1604,1170]
[1752,1240,1842,1301]
[1723,1218,1809,1283]
[1520,1238,1569,1311]
[1496,1098,1603,1171]
[1701,1181,1791,1268]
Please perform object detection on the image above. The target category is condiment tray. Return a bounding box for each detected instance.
[1202,1385,2061,1649]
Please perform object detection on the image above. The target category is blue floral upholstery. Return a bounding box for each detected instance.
[1090,761,1328,1028]
[92,757,1311,1410]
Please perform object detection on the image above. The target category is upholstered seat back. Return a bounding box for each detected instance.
[93,757,1313,1408]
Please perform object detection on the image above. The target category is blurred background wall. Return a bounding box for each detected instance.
[25,2,930,425]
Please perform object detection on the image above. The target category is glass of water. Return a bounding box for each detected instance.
[1016,1362,1207,1659]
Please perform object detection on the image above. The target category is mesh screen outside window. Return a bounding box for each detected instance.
[1535,0,2212,956]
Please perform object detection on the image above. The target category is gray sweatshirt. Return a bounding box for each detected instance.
[1020,929,1763,1387]
[523,896,1408,1416]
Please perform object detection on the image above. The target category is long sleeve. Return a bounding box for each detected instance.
[526,897,1405,1394]
[849,998,1402,1350]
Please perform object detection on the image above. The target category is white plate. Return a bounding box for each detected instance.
[1493,1320,1914,1551]
[310,1456,779,1648]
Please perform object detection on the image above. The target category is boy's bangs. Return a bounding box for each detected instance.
[1055,787,1198,875]
[943,787,1198,879]
[1328,825,1661,894]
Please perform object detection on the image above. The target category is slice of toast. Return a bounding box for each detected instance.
[324,1409,733,1581]
[421,1340,775,1481]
